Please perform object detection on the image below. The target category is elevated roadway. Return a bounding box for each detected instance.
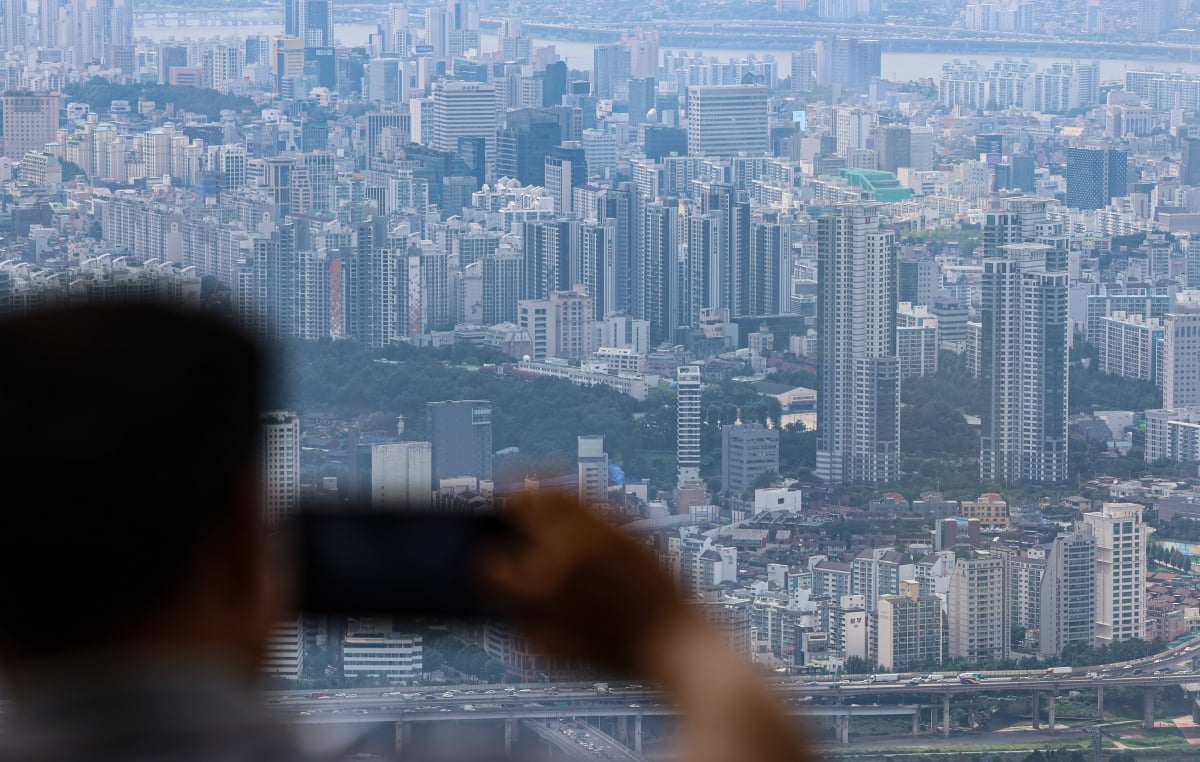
[269,637,1200,749]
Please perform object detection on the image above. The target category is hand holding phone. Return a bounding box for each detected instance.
[286,504,521,619]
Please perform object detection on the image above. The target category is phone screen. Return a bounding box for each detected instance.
[286,509,515,619]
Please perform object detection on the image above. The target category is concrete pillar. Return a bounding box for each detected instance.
[395,721,411,755]
[616,715,628,745]
[912,710,920,737]
[839,713,849,745]
[1048,693,1057,733]
[1144,688,1157,730]
[634,714,643,754]
[505,717,518,754]
[1032,691,1040,730]
[943,693,951,737]
[1097,686,1105,720]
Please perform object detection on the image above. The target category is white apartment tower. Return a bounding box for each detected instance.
[577,435,609,508]
[260,410,300,527]
[815,202,900,484]
[677,366,703,485]
[1164,289,1200,409]
[947,551,1008,661]
[685,85,769,157]
[1084,502,1149,645]
[980,199,1070,484]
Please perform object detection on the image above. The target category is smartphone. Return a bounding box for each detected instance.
[284,504,519,619]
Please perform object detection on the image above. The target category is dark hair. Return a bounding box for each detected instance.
[0,301,267,656]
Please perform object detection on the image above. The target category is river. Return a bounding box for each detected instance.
[135,22,1200,81]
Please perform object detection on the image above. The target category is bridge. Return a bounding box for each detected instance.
[268,637,1200,752]
[128,5,1200,62]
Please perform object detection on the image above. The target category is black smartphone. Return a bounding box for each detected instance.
[284,504,519,619]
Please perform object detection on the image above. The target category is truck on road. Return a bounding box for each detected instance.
[1045,666,1073,675]
[593,682,612,694]
[958,672,983,684]
[926,674,945,682]
[869,674,900,683]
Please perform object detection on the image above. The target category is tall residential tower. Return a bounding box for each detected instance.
[815,202,900,484]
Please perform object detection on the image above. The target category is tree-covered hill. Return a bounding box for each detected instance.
[274,338,678,488]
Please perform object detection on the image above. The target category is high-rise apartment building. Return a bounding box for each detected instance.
[721,423,780,496]
[544,143,587,215]
[1065,146,1128,210]
[873,125,912,173]
[685,85,769,157]
[1084,502,1148,644]
[1007,552,1044,641]
[371,441,433,508]
[979,199,1070,484]
[815,203,900,484]
[1038,525,1096,656]
[876,580,944,670]
[819,37,881,91]
[947,551,1008,661]
[1163,290,1200,409]
[1137,0,1179,41]
[482,250,523,326]
[2,91,59,159]
[66,0,132,67]
[676,366,702,486]
[833,106,872,157]
[549,286,593,360]
[577,435,609,508]
[592,43,631,99]
[260,410,300,527]
[427,400,493,481]
[637,199,681,345]
[285,0,333,47]
[851,547,913,612]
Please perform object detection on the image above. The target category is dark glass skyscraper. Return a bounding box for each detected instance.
[496,109,561,186]
[1065,146,1128,210]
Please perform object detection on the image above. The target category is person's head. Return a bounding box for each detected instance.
[0,300,284,679]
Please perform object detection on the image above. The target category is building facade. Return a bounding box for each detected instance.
[815,202,900,484]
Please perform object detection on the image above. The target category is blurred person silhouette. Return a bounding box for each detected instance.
[0,300,811,762]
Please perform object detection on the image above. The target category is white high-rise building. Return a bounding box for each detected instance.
[677,366,703,485]
[1163,289,1200,409]
[685,85,769,157]
[343,627,423,683]
[815,202,900,484]
[577,435,609,508]
[261,616,305,680]
[947,551,1008,661]
[833,106,873,157]
[371,441,433,508]
[1085,502,1149,645]
[430,80,497,161]
[260,410,300,527]
[979,199,1070,484]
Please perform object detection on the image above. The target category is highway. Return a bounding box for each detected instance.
[259,636,1200,751]
[267,637,1200,710]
